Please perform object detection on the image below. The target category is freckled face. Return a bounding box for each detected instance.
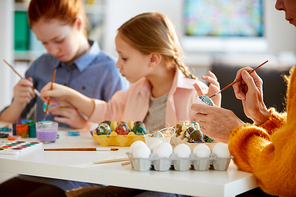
[276,0,296,27]
[32,18,80,63]
[115,33,151,83]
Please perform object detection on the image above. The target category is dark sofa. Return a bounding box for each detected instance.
[211,62,291,123]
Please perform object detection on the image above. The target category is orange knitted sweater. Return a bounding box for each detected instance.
[228,66,296,197]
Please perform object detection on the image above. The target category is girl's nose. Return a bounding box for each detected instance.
[275,0,284,11]
[115,61,121,69]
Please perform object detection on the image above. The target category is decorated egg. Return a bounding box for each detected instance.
[212,143,230,158]
[101,120,111,126]
[153,142,173,158]
[90,123,99,136]
[174,144,191,158]
[152,131,164,138]
[204,135,215,143]
[115,122,130,135]
[174,123,183,137]
[195,95,214,106]
[132,124,147,135]
[189,129,204,142]
[97,123,111,135]
[134,121,145,126]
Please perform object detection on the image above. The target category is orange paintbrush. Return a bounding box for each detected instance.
[44,69,57,115]
[209,60,268,98]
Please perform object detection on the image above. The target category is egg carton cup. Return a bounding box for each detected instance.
[127,152,233,172]
[93,131,145,146]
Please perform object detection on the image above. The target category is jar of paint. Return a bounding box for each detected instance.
[36,121,58,143]
[16,124,29,138]
[26,122,36,138]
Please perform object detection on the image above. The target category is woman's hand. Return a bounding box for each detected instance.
[12,78,35,108]
[194,71,221,106]
[191,103,244,143]
[232,67,270,125]
[48,99,89,129]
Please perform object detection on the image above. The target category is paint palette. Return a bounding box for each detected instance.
[0,140,42,155]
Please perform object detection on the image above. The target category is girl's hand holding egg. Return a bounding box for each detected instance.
[194,70,221,107]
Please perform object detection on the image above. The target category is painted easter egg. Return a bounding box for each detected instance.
[152,131,164,138]
[196,95,214,106]
[97,123,111,135]
[101,120,111,126]
[132,124,147,135]
[184,127,195,138]
[134,121,145,126]
[90,123,99,136]
[190,129,204,142]
[115,122,130,135]
[204,135,215,143]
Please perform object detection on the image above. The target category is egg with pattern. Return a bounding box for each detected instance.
[196,95,214,106]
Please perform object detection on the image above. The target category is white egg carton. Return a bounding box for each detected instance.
[126,152,233,172]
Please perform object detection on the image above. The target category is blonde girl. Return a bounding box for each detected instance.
[41,12,220,131]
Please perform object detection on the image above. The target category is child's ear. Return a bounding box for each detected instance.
[149,53,161,67]
[75,15,83,31]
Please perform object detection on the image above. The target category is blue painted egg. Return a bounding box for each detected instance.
[132,124,147,135]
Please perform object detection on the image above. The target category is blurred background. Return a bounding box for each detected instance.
[0,0,295,110]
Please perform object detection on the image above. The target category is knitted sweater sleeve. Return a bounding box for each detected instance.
[228,66,296,197]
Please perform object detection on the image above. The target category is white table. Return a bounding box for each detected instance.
[0,129,258,197]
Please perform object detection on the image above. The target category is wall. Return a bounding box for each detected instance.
[0,0,14,110]
[103,0,296,58]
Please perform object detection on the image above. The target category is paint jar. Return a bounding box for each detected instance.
[36,121,58,143]
[16,124,29,138]
[26,122,36,138]
[12,123,17,136]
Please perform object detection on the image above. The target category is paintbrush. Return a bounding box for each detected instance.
[3,59,41,98]
[44,69,57,116]
[93,157,129,164]
[209,60,268,98]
